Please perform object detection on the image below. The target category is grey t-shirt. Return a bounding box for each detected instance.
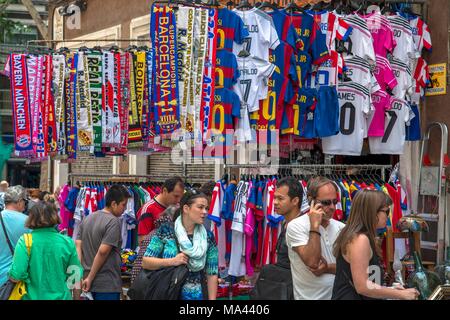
[77,210,122,293]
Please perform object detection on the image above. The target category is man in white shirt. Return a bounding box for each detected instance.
[286,177,345,300]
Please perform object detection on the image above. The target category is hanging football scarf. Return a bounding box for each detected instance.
[176,6,195,131]
[52,54,67,157]
[191,8,209,142]
[66,53,78,160]
[129,51,146,148]
[145,49,156,150]
[44,55,57,155]
[150,3,181,136]
[9,54,33,157]
[199,8,218,144]
[116,52,129,154]
[102,51,115,147]
[128,51,140,148]
[76,51,94,152]
[28,55,46,160]
[113,52,122,147]
[87,52,103,155]
[141,51,150,145]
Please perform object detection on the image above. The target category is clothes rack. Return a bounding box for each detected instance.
[223,164,393,181]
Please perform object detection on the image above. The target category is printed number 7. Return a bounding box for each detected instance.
[240,79,252,103]
[382,111,398,143]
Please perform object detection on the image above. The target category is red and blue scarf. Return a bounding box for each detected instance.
[150,3,181,137]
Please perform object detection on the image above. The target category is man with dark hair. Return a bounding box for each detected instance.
[286,176,345,300]
[75,185,131,300]
[137,176,185,245]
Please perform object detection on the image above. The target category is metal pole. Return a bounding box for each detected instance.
[47,157,52,192]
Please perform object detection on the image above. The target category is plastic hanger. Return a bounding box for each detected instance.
[236,0,253,10]
[285,0,303,13]
[258,0,278,11]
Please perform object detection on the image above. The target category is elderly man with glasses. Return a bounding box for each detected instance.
[286,176,345,300]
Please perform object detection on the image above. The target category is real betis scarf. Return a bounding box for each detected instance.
[102,51,115,147]
[150,3,181,136]
[87,52,103,155]
[67,53,78,160]
[191,8,208,142]
[199,8,218,144]
[52,54,67,157]
[9,54,33,157]
[176,6,195,132]
[76,51,94,152]
[28,55,46,160]
[44,55,57,155]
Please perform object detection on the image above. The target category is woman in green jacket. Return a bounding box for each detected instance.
[9,201,83,300]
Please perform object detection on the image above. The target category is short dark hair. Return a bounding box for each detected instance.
[38,191,50,201]
[200,181,216,198]
[276,177,303,208]
[105,185,131,207]
[173,189,208,221]
[26,201,61,229]
[162,176,185,193]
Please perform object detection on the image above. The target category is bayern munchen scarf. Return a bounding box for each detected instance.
[76,51,94,152]
[9,54,33,157]
[66,53,78,160]
[176,6,195,132]
[43,55,57,155]
[52,54,67,157]
[87,52,103,155]
[28,55,46,159]
[150,3,181,136]
[192,8,209,142]
[102,51,115,147]
[199,8,218,144]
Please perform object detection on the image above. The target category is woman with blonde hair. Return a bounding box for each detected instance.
[332,189,419,300]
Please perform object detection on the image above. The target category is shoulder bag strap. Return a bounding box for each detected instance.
[0,212,14,255]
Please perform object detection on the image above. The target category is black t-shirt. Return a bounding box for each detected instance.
[276,222,290,269]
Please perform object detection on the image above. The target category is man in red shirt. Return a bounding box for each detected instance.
[137,177,185,245]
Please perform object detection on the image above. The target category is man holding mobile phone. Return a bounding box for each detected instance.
[286,176,345,300]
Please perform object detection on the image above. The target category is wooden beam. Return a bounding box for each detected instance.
[19,0,49,40]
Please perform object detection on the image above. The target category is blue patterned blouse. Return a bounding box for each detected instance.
[144,221,219,300]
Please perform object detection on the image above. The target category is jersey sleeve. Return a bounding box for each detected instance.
[235,14,250,44]
[232,54,240,85]
[310,21,329,65]
[231,91,241,118]
[423,21,432,51]
[385,25,397,54]
[269,19,281,50]
[256,58,276,80]
[371,72,381,94]
[385,64,398,91]
[286,24,299,50]
[336,17,352,41]
[364,33,376,63]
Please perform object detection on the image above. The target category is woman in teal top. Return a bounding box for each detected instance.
[143,190,218,300]
[9,201,83,300]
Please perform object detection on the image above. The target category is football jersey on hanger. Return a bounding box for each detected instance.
[232,8,280,62]
[400,13,432,57]
[342,55,381,94]
[388,55,413,100]
[359,12,396,59]
[215,49,240,89]
[217,7,250,51]
[369,97,414,154]
[322,82,371,156]
[387,14,415,61]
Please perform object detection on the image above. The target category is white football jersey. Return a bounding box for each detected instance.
[369,97,413,154]
[343,55,381,94]
[387,14,415,61]
[389,55,413,99]
[322,82,371,156]
[233,55,276,142]
[339,13,376,63]
[232,8,280,62]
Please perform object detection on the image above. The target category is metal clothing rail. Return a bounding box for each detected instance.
[68,173,172,186]
[224,164,393,181]
[27,39,151,45]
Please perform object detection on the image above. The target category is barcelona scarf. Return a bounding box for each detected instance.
[150,3,181,137]
[87,52,103,155]
[10,54,33,157]
[199,8,218,144]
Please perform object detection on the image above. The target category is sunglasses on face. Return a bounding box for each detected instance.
[315,199,339,207]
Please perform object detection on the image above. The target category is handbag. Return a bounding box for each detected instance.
[0,213,32,301]
[249,264,294,300]
[127,264,189,300]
